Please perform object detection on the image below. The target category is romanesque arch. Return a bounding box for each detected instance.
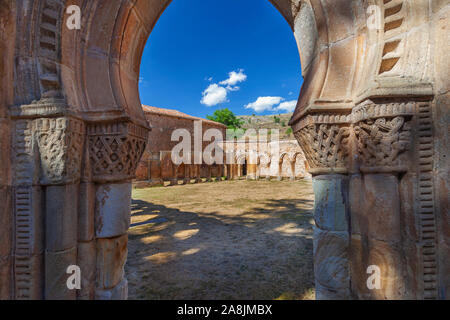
[0,0,448,300]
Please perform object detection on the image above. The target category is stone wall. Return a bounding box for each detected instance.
[223,140,310,180]
[135,106,226,185]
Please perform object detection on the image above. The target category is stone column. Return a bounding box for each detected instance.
[149,153,163,185]
[350,105,415,299]
[33,117,85,300]
[183,166,190,184]
[87,122,147,300]
[215,165,222,182]
[0,117,12,299]
[206,166,212,182]
[276,161,283,181]
[350,173,407,299]
[170,163,178,186]
[313,174,350,299]
[194,165,202,183]
[294,119,352,300]
[94,183,130,299]
[289,161,296,181]
[264,163,271,180]
[77,178,96,300]
[10,119,45,299]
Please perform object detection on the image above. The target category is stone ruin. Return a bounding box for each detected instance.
[0,0,448,299]
[134,105,309,185]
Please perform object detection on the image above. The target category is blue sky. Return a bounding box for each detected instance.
[138,0,303,119]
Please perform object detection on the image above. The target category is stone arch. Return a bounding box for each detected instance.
[290,151,308,179]
[277,152,291,180]
[257,152,271,180]
[1,0,447,301]
[235,152,248,178]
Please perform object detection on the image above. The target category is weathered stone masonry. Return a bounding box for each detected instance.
[0,0,448,299]
[135,105,227,186]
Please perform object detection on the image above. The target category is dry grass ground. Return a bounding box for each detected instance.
[126,179,315,300]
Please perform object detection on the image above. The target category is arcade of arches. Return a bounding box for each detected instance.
[0,0,448,300]
[134,105,310,185]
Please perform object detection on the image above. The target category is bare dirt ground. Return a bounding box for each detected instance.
[126,179,315,300]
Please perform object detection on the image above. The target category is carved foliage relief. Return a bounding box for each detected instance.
[34,118,85,184]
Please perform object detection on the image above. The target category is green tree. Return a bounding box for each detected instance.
[206,108,243,129]
[274,116,280,124]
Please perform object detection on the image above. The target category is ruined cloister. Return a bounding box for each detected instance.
[0,0,449,300]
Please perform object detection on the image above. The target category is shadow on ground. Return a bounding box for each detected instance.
[126,181,315,300]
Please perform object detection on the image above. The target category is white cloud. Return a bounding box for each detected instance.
[201,84,228,107]
[245,96,284,113]
[219,69,247,87]
[200,69,247,107]
[226,85,240,92]
[276,100,297,112]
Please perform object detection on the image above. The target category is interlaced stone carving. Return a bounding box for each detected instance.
[34,118,85,185]
[88,122,147,182]
[295,123,350,173]
[353,101,414,172]
[354,117,411,171]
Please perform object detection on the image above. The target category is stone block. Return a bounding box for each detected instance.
[313,227,350,299]
[95,278,128,300]
[46,184,78,252]
[14,186,45,255]
[349,174,364,235]
[78,183,95,242]
[0,119,11,185]
[294,1,319,74]
[96,234,128,290]
[313,175,349,232]
[0,186,12,258]
[95,183,131,238]
[77,241,96,300]
[0,255,11,299]
[322,0,356,43]
[432,6,449,95]
[14,254,44,300]
[363,174,401,242]
[350,235,409,299]
[320,36,356,100]
[45,247,77,300]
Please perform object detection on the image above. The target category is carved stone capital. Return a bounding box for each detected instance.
[353,101,414,173]
[293,101,418,175]
[33,117,85,185]
[294,114,351,175]
[87,122,148,183]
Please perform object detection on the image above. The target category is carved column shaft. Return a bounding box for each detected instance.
[87,121,147,300]
[294,116,352,299]
[294,100,439,299]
